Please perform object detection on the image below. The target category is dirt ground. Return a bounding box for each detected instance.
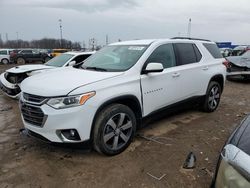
[0,64,249,188]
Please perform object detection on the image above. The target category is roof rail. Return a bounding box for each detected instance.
[171,37,211,42]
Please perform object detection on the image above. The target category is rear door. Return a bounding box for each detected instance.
[173,43,204,99]
[140,43,182,116]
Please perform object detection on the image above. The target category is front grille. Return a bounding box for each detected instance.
[20,101,46,127]
[23,93,47,104]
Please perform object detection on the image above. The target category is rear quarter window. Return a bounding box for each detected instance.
[203,43,223,59]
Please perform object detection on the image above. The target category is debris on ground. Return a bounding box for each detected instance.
[0,106,12,112]
[147,172,166,181]
[138,134,172,146]
[183,152,196,169]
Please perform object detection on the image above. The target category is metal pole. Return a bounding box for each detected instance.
[59,19,63,48]
[16,32,19,48]
[187,18,192,38]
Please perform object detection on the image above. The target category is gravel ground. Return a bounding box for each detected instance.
[0,64,249,188]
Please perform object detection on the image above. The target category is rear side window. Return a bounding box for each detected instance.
[203,43,223,58]
[0,50,7,55]
[146,44,176,69]
[174,43,201,65]
[21,50,32,54]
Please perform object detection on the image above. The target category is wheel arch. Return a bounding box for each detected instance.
[208,74,224,92]
[90,95,142,142]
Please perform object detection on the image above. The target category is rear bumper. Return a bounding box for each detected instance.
[227,71,250,76]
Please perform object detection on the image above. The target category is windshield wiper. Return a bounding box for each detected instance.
[85,66,107,72]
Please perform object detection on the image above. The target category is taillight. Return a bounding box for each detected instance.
[223,60,230,68]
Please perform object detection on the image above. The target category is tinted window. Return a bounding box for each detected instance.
[193,44,202,61]
[175,43,197,65]
[21,50,32,54]
[236,116,250,156]
[0,50,7,55]
[146,44,176,69]
[203,43,223,58]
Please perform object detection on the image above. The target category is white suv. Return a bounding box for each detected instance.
[20,38,226,155]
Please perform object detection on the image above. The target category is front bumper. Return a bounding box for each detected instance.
[20,98,96,143]
[0,73,21,98]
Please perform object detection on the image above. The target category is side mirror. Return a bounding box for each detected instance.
[68,61,76,66]
[143,62,164,74]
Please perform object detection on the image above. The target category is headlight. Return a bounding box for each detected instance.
[47,91,95,109]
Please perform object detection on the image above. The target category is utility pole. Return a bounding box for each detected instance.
[16,32,19,48]
[106,34,109,45]
[187,18,192,38]
[5,33,8,41]
[59,19,63,48]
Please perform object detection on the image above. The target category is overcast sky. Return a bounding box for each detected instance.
[0,0,250,46]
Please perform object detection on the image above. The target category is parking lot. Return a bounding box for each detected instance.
[0,64,249,188]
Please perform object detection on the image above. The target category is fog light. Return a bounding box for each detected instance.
[60,129,81,141]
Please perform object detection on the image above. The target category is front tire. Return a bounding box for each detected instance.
[202,81,222,112]
[93,104,136,155]
[1,58,9,64]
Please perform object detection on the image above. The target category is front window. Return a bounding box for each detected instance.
[45,54,74,67]
[82,45,148,72]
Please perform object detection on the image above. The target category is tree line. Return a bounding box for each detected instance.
[0,38,82,49]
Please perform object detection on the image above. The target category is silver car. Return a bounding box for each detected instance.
[0,49,13,64]
[212,115,250,187]
[226,50,250,80]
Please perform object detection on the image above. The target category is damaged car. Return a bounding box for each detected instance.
[226,50,250,80]
[212,115,250,187]
[0,51,95,98]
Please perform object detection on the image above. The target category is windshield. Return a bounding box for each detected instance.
[82,45,148,72]
[45,54,74,67]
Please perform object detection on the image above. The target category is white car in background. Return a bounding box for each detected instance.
[0,51,95,98]
[0,49,13,64]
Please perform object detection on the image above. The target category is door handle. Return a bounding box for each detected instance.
[172,72,180,78]
[202,66,209,71]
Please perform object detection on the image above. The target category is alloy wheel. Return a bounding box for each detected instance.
[208,86,220,110]
[103,113,133,151]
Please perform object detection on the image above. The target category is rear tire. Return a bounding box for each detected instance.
[93,104,136,155]
[202,81,222,112]
[16,57,25,64]
[44,57,51,63]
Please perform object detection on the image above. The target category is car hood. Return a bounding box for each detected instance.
[6,64,54,74]
[21,67,123,96]
[226,56,250,68]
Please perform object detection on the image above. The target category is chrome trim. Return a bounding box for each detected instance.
[20,100,47,128]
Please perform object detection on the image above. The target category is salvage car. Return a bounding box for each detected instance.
[226,50,250,80]
[0,49,13,64]
[212,115,250,188]
[10,49,52,64]
[19,38,226,155]
[0,51,95,98]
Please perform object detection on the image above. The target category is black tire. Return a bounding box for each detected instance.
[44,57,51,63]
[202,81,222,112]
[93,104,136,155]
[1,58,9,64]
[16,57,25,64]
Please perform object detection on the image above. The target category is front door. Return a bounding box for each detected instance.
[140,43,181,116]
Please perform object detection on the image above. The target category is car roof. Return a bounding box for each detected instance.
[110,38,214,46]
[64,51,96,55]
